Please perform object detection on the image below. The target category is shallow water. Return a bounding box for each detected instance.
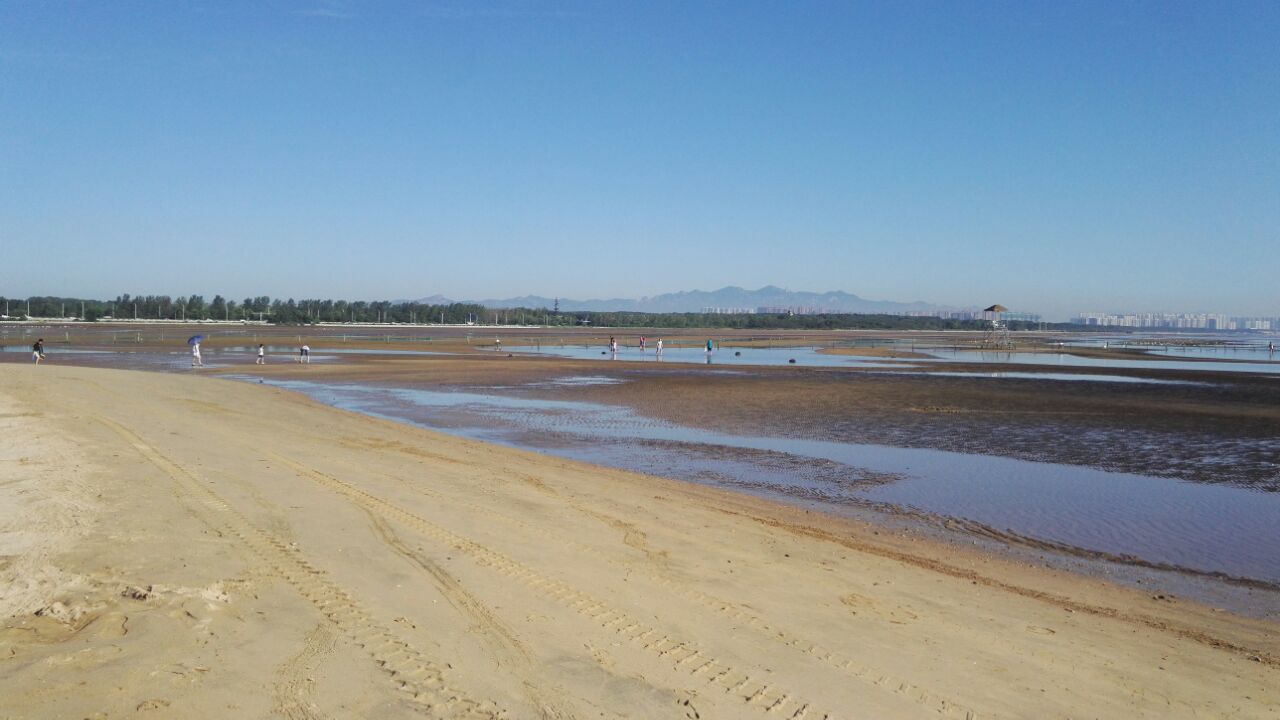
[516,344,911,368]
[1124,345,1280,362]
[1066,332,1280,362]
[926,348,1280,374]
[1,346,332,371]
[519,341,1280,375]
[255,379,1280,600]
[16,335,1280,379]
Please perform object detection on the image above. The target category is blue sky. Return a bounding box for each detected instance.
[1,1,1277,319]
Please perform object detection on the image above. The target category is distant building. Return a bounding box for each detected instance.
[897,308,1039,322]
[756,306,828,315]
[1074,312,1279,330]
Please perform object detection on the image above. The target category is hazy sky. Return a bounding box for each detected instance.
[2,1,1277,319]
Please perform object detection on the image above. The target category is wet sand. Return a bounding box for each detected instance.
[256,376,1280,610]
[1,363,1277,719]
[162,347,1280,490]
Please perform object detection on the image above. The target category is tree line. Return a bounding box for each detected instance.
[1,294,1092,331]
[1,295,490,325]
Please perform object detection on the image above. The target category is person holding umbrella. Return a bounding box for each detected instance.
[188,335,204,367]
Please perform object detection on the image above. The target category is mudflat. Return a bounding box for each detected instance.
[1,364,1276,718]
[197,348,1280,489]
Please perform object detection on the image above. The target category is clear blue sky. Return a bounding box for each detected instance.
[2,1,1276,319]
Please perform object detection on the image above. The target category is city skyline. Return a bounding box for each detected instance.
[2,2,1278,320]
[1075,311,1280,331]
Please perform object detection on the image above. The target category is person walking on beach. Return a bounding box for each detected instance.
[656,338,663,355]
[609,336,618,354]
[639,336,646,352]
[300,344,310,364]
[191,341,203,367]
[705,339,714,354]
[256,344,266,365]
[32,338,44,364]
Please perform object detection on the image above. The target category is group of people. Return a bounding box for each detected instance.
[32,339,308,369]
[188,342,308,368]
[609,335,666,355]
[608,336,724,356]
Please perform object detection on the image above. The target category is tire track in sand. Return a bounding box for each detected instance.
[97,417,504,719]
[360,508,578,720]
[272,454,847,720]
[437,494,979,719]
[345,460,979,720]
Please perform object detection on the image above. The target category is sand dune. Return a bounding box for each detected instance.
[1,364,1276,718]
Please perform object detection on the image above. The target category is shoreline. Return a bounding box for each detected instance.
[1,364,1277,718]
[245,372,1280,619]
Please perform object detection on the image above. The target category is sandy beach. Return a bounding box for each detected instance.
[1,363,1277,719]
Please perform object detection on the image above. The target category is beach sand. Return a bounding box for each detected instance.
[1,364,1276,718]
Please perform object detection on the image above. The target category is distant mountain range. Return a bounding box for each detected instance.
[414,286,954,315]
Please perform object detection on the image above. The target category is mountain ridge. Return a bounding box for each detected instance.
[414,286,956,314]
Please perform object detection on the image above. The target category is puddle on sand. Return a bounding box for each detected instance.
[528,375,628,387]
[252,378,1280,615]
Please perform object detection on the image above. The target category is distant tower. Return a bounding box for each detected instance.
[553,297,560,315]
[982,304,1012,349]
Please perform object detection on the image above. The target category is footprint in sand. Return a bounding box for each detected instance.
[839,593,919,623]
